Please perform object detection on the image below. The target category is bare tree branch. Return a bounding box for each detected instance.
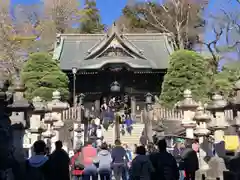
[198,26,223,71]
[123,0,205,50]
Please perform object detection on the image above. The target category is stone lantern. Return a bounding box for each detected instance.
[47,90,69,152]
[193,103,211,170]
[206,94,228,157]
[74,123,84,149]
[205,94,228,180]
[8,76,33,161]
[143,92,154,143]
[176,89,198,139]
[73,94,85,149]
[42,110,57,152]
[29,96,48,144]
[231,80,240,134]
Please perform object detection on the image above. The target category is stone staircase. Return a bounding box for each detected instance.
[102,123,144,145]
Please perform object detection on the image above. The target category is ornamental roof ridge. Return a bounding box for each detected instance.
[84,22,147,60]
[57,32,171,37]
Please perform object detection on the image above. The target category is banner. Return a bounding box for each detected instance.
[224,135,239,151]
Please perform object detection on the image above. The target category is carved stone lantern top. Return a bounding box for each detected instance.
[32,96,50,114]
[193,103,211,123]
[8,77,33,112]
[176,89,198,110]
[48,90,69,112]
[13,76,25,92]
[206,94,228,111]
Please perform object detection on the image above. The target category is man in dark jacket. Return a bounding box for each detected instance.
[180,141,199,180]
[26,140,51,180]
[49,141,70,180]
[111,139,129,180]
[149,139,179,180]
[130,146,154,180]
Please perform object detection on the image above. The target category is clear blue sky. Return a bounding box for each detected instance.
[11,0,236,28]
[11,0,127,25]
[11,0,238,62]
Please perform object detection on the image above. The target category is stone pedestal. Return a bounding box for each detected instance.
[176,89,198,139]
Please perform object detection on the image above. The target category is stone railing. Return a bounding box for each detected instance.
[62,106,82,121]
[61,106,235,122]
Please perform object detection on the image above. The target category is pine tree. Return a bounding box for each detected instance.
[160,50,212,107]
[21,53,69,101]
[79,0,105,33]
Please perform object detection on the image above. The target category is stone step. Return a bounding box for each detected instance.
[103,123,144,145]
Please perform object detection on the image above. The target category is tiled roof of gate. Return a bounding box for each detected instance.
[53,23,174,71]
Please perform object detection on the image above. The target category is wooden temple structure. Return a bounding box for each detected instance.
[53,23,174,110]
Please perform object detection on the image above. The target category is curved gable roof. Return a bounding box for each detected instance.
[53,23,174,71]
[84,23,146,60]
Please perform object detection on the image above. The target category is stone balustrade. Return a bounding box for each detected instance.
[61,105,234,123]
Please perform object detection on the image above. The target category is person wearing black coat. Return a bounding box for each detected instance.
[149,139,179,180]
[180,142,199,180]
[49,141,70,180]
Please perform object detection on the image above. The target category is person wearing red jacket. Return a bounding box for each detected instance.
[71,149,84,180]
[81,140,98,180]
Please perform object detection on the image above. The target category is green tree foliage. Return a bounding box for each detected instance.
[213,62,240,98]
[79,0,105,33]
[21,53,69,101]
[160,50,212,107]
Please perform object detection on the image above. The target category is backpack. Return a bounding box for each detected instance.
[25,160,47,180]
[74,152,85,170]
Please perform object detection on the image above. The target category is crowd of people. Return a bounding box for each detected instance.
[21,137,199,180]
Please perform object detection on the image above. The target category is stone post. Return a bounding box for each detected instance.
[193,104,211,178]
[47,90,69,152]
[176,89,198,139]
[9,76,33,161]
